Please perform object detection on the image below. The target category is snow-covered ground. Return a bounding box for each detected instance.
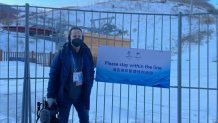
[0,32,55,53]
[0,0,218,123]
[0,44,217,123]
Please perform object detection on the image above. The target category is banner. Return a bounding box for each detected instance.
[95,46,171,88]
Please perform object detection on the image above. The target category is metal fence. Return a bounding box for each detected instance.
[0,50,54,66]
[0,4,217,123]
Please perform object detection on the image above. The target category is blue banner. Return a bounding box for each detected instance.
[95,46,171,88]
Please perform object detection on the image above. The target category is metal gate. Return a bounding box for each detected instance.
[0,3,217,123]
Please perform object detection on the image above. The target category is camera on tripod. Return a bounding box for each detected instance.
[36,98,59,123]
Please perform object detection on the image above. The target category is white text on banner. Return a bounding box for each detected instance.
[95,45,171,88]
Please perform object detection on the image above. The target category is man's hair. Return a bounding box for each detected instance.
[68,26,84,42]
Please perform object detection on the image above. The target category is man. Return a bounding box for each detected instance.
[47,27,94,123]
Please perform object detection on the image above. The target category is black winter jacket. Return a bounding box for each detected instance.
[47,42,94,110]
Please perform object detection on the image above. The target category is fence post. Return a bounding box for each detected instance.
[0,49,2,61]
[5,52,7,61]
[49,52,53,66]
[177,12,182,123]
[31,51,34,62]
[21,3,32,123]
[216,13,218,123]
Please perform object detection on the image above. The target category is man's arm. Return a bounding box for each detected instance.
[83,49,94,87]
[82,48,95,110]
[47,51,62,99]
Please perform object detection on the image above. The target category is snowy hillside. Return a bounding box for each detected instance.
[82,0,208,14]
[0,1,217,123]
[0,0,215,53]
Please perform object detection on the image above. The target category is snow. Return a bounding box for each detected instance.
[0,31,55,53]
[79,0,206,14]
[0,60,217,122]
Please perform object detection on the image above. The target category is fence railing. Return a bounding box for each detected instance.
[0,49,98,67]
[0,50,54,66]
[0,3,218,123]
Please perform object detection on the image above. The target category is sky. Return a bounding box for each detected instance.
[0,0,106,7]
[208,0,218,8]
[0,0,217,8]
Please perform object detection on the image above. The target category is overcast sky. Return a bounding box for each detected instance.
[0,0,105,7]
[0,0,217,8]
[208,0,218,8]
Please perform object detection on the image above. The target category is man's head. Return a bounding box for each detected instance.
[68,27,84,47]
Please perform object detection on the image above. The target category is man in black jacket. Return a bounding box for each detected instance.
[47,27,94,123]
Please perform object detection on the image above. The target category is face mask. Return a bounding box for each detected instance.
[71,38,83,47]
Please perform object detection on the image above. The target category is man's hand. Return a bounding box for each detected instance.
[47,98,57,108]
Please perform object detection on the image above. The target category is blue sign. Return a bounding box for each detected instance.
[95,46,171,88]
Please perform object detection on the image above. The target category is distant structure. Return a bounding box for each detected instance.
[1,11,130,65]
[80,16,127,36]
[1,25,56,36]
[1,25,130,65]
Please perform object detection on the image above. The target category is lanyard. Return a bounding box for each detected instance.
[71,52,83,72]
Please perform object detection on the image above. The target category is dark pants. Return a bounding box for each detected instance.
[58,99,89,123]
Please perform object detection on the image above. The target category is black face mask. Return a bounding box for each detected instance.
[71,38,83,47]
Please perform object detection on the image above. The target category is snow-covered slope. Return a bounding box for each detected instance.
[82,0,208,14]
[0,1,217,123]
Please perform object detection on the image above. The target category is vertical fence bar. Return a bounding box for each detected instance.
[207,14,210,122]
[35,7,39,123]
[144,86,146,122]
[7,5,10,123]
[15,5,19,123]
[135,14,140,123]
[152,14,156,123]
[67,9,70,29]
[51,8,54,53]
[59,9,62,51]
[103,82,107,121]
[169,14,172,123]
[119,13,125,123]
[90,11,93,51]
[127,13,132,123]
[177,12,182,123]
[42,7,46,100]
[145,14,148,49]
[95,11,100,123]
[104,15,107,120]
[0,50,2,61]
[198,14,201,123]
[188,13,192,123]
[144,14,148,123]
[206,14,210,123]
[34,7,38,122]
[28,4,32,123]
[160,14,163,123]
[106,12,109,44]
[76,10,78,26]
[216,13,218,123]
[122,13,124,47]
[83,11,85,36]
[21,3,32,123]
[111,12,115,123]
[82,11,86,122]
